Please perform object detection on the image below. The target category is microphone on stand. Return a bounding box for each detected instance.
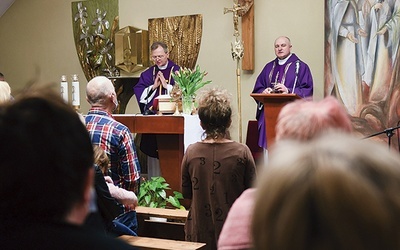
[364,122,400,150]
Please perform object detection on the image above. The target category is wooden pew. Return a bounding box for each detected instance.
[119,235,206,250]
[122,207,206,249]
[136,206,188,241]
[136,206,188,222]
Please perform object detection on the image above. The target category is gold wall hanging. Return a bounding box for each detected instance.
[72,0,119,81]
[148,14,203,69]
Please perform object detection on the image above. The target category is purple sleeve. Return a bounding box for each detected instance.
[252,62,273,94]
[134,67,154,107]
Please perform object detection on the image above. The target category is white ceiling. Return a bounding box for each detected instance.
[0,0,15,18]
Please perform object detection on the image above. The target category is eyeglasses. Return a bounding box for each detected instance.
[151,54,166,60]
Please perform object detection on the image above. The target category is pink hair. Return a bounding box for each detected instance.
[276,96,352,141]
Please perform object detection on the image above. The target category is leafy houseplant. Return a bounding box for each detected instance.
[138,176,185,210]
[171,65,212,114]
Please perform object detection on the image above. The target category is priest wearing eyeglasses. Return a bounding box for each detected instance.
[133,41,181,177]
[134,41,180,115]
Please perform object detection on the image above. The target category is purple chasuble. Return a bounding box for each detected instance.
[252,53,313,149]
[134,59,180,113]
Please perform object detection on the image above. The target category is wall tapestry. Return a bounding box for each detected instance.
[148,14,202,69]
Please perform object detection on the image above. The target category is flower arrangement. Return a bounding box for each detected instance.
[172,65,212,98]
[171,65,212,114]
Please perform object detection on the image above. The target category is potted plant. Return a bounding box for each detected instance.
[138,176,185,210]
[171,65,212,114]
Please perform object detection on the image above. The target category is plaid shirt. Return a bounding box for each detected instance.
[85,108,140,193]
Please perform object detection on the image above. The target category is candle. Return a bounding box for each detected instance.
[60,75,68,103]
[71,74,80,108]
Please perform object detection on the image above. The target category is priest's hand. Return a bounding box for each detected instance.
[152,73,161,90]
[274,83,289,94]
[263,88,273,94]
[158,72,168,88]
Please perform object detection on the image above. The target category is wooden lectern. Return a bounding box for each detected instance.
[251,93,300,147]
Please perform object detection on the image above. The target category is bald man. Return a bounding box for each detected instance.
[85,76,141,194]
[252,36,314,150]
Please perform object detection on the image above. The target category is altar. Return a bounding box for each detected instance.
[113,114,203,194]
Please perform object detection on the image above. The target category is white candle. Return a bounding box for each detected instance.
[71,74,80,107]
[60,75,68,103]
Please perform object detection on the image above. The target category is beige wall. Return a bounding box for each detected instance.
[0,0,324,141]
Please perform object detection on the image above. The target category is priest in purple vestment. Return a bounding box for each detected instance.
[134,41,180,114]
[252,36,313,149]
[133,42,181,175]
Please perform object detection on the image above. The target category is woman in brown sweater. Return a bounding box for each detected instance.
[181,87,257,250]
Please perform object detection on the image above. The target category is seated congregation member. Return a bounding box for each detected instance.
[0,86,134,249]
[218,96,352,250]
[85,76,141,194]
[252,133,400,250]
[93,145,138,236]
[181,87,257,250]
[94,145,138,207]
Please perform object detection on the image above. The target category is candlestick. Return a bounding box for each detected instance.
[71,74,80,111]
[60,75,68,103]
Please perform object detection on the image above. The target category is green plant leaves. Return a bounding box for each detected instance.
[138,176,184,209]
[172,65,212,97]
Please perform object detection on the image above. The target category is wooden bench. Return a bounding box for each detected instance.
[135,206,189,240]
[119,235,206,250]
[136,206,188,222]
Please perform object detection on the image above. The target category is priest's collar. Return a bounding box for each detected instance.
[278,54,293,65]
[157,61,169,70]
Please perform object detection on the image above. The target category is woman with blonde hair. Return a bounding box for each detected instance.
[252,133,400,250]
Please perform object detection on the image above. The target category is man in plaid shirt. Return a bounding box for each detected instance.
[85,76,141,195]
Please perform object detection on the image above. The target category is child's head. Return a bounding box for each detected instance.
[93,145,110,175]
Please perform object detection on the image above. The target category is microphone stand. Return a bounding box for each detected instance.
[364,124,400,149]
